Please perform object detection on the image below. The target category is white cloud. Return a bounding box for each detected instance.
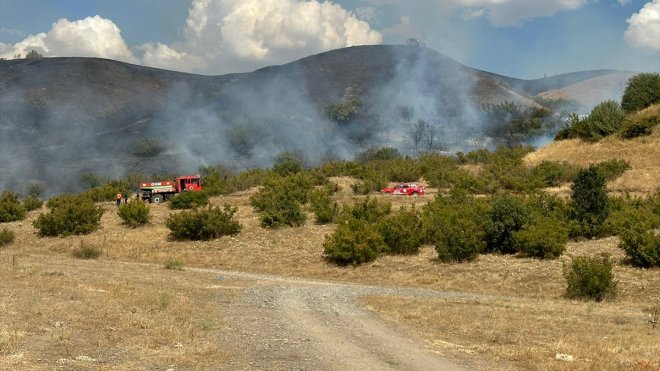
[146,0,382,74]
[624,0,660,50]
[0,16,137,63]
[448,0,589,26]
[618,0,632,6]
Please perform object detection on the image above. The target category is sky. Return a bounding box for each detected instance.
[0,0,658,79]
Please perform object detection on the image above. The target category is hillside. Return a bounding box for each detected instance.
[524,104,660,194]
[0,45,633,193]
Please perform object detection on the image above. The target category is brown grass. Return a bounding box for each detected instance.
[524,127,660,195]
[1,158,658,368]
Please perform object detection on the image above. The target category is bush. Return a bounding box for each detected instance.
[355,147,401,163]
[33,195,104,237]
[383,157,422,182]
[0,191,26,223]
[620,226,660,268]
[72,243,102,260]
[434,215,485,263]
[570,165,609,238]
[342,197,391,223]
[619,116,658,139]
[594,159,631,181]
[0,228,15,247]
[484,195,529,254]
[250,173,312,228]
[530,161,577,187]
[564,254,617,301]
[603,195,659,236]
[621,72,660,113]
[310,188,337,224]
[378,206,423,255]
[169,191,209,209]
[514,217,568,259]
[260,198,307,228]
[22,195,43,212]
[273,151,305,176]
[118,198,151,227]
[166,204,242,241]
[323,217,386,266]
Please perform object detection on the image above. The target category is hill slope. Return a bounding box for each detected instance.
[0,45,632,193]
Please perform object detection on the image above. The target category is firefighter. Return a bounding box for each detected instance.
[116,192,122,207]
[123,193,129,204]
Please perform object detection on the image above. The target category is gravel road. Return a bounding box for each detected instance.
[201,269,480,370]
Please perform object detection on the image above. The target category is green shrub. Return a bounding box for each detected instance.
[118,198,151,227]
[350,175,387,195]
[310,188,337,224]
[484,195,529,254]
[260,198,307,228]
[169,191,209,209]
[619,226,660,268]
[583,100,626,139]
[166,204,242,241]
[164,260,184,270]
[514,217,568,259]
[342,197,391,223]
[0,191,26,223]
[434,215,485,263]
[72,243,102,260]
[355,147,401,163]
[22,195,43,212]
[570,165,609,238]
[603,195,659,236]
[594,159,631,181]
[383,157,422,182]
[378,206,423,255]
[250,173,312,228]
[621,72,660,113]
[530,161,577,187]
[33,195,104,237]
[323,217,386,266]
[564,254,617,301]
[0,228,15,247]
[619,116,658,139]
[273,151,305,176]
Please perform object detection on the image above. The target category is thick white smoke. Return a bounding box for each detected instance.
[624,0,660,50]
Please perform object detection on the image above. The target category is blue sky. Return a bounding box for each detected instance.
[1,0,658,78]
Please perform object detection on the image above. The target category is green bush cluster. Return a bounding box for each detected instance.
[0,191,26,222]
[619,225,660,268]
[564,254,617,301]
[0,228,15,247]
[310,188,337,224]
[323,217,386,266]
[556,101,626,141]
[165,204,242,241]
[118,198,151,227]
[169,191,209,209]
[22,195,43,212]
[604,194,659,236]
[513,217,568,259]
[621,72,660,113]
[132,138,163,157]
[34,194,104,237]
[342,197,391,223]
[530,161,578,187]
[484,195,529,254]
[594,159,631,181]
[378,206,423,255]
[250,173,314,228]
[570,165,609,238]
[619,116,658,139]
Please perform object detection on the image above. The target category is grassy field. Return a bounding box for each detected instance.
[2,125,660,369]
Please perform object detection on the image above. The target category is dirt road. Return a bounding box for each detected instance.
[203,269,477,370]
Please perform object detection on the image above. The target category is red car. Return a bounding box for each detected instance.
[381,183,425,196]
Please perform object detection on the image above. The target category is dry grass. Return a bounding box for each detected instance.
[1,162,659,368]
[524,127,660,195]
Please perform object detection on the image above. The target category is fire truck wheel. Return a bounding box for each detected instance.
[151,194,164,204]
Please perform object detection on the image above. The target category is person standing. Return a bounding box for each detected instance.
[123,193,129,204]
[116,192,122,207]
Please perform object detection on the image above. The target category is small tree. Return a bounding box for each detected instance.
[33,195,104,237]
[378,206,424,255]
[0,228,15,247]
[564,254,617,301]
[165,205,242,240]
[323,217,386,266]
[25,50,43,60]
[484,195,529,254]
[0,191,27,223]
[621,73,660,113]
[118,198,151,227]
[619,225,660,268]
[570,165,609,238]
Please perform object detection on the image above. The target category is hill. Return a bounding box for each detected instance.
[0,45,633,193]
